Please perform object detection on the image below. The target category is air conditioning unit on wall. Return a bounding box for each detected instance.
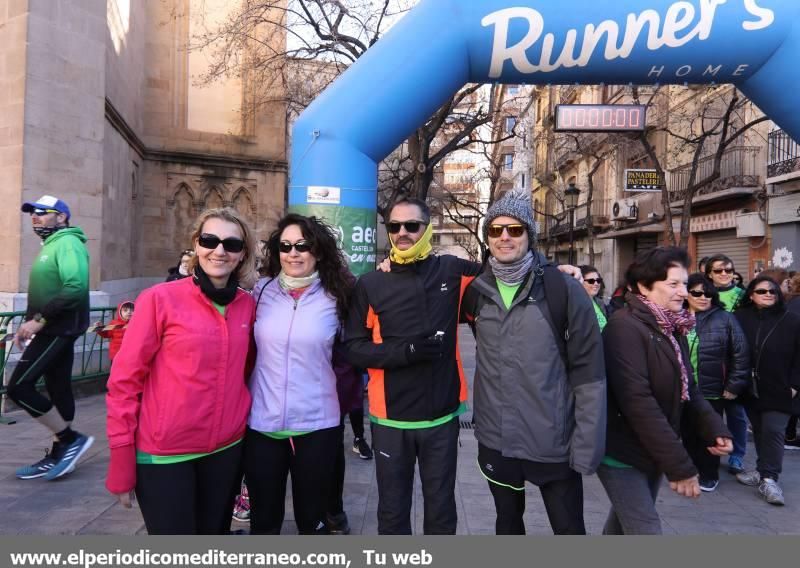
[611,199,638,221]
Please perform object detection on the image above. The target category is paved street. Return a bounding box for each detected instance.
[1,326,799,535]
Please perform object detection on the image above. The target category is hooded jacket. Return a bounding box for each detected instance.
[461,256,606,474]
[692,306,750,398]
[105,277,254,494]
[248,277,341,433]
[735,304,800,414]
[96,301,134,360]
[26,226,90,336]
[603,294,731,481]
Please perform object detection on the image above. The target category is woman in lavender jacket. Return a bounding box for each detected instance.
[245,214,354,535]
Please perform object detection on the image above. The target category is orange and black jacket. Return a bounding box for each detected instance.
[344,255,480,423]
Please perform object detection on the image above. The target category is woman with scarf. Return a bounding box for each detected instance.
[599,247,732,534]
[105,208,257,534]
[245,214,354,534]
[733,276,800,506]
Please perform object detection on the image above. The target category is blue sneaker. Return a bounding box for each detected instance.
[728,456,744,475]
[44,434,94,480]
[15,443,60,479]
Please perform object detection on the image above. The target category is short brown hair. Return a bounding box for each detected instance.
[188,208,257,289]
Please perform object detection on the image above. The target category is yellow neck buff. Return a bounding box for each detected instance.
[389,222,433,265]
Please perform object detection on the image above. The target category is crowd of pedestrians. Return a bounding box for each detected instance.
[9,191,800,535]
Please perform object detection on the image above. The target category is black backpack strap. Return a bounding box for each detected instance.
[540,265,569,369]
[460,284,483,336]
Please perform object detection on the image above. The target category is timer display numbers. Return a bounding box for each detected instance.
[554,104,647,132]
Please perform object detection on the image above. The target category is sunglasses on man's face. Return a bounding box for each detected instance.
[487,224,526,238]
[31,209,58,217]
[688,290,712,298]
[584,278,603,285]
[197,233,245,253]
[711,267,734,275]
[753,288,776,296]
[278,240,313,253]
[387,221,426,234]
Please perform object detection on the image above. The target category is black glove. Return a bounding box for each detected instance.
[405,335,443,364]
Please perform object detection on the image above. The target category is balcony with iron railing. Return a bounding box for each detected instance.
[667,146,762,204]
[767,129,800,180]
[540,197,612,239]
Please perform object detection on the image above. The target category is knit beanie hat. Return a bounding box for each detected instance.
[483,189,536,247]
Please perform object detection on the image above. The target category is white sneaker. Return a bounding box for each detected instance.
[758,478,785,506]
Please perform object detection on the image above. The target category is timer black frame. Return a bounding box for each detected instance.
[554,104,648,133]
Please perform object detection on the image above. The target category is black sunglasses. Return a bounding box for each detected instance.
[711,268,734,274]
[584,278,603,285]
[197,233,245,253]
[387,221,426,234]
[278,240,313,253]
[487,224,526,238]
[753,288,776,295]
[689,290,712,298]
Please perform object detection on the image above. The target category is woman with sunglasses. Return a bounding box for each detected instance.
[245,213,353,534]
[733,276,800,506]
[105,208,257,534]
[681,274,750,492]
[580,265,608,330]
[599,247,732,534]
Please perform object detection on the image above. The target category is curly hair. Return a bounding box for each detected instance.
[262,213,354,320]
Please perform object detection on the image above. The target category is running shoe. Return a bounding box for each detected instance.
[699,478,719,492]
[727,456,744,474]
[758,478,785,506]
[736,470,761,487]
[326,512,351,535]
[15,443,60,479]
[353,437,373,460]
[43,433,94,480]
[784,437,800,451]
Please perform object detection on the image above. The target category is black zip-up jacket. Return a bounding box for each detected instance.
[735,305,800,414]
[693,307,750,398]
[345,255,480,423]
[603,294,730,481]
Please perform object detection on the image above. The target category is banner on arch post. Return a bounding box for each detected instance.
[289,186,378,276]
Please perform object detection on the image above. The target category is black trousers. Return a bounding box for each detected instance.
[244,426,340,535]
[349,408,365,439]
[478,443,586,535]
[135,441,243,535]
[682,398,726,482]
[7,334,77,421]
[745,406,791,481]
[328,418,347,516]
[371,418,459,535]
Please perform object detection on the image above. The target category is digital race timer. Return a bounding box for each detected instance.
[554,104,647,132]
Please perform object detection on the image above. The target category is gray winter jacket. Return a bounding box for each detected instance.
[461,262,607,475]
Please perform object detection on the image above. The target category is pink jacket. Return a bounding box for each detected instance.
[105,277,254,494]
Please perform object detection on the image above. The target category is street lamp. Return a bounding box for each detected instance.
[564,182,580,265]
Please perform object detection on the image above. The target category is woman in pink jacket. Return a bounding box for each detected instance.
[105,208,257,534]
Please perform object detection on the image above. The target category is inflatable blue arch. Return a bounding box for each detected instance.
[289,0,800,273]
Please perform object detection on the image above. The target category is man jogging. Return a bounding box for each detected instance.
[461,190,606,535]
[9,195,94,480]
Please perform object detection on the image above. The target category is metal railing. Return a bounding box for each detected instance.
[767,129,800,178]
[1,307,117,423]
[668,146,762,202]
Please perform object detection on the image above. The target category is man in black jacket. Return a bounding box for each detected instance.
[345,197,480,534]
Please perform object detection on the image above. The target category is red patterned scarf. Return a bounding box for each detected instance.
[636,294,696,401]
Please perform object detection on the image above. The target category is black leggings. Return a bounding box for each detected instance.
[244,426,340,535]
[135,442,243,535]
[7,334,77,420]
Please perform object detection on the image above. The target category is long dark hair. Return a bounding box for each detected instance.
[579,264,605,297]
[685,273,724,310]
[738,275,785,311]
[262,214,354,320]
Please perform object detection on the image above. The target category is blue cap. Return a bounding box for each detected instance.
[21,195,71,219]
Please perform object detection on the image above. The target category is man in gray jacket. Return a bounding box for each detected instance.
[460,190,606,535]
